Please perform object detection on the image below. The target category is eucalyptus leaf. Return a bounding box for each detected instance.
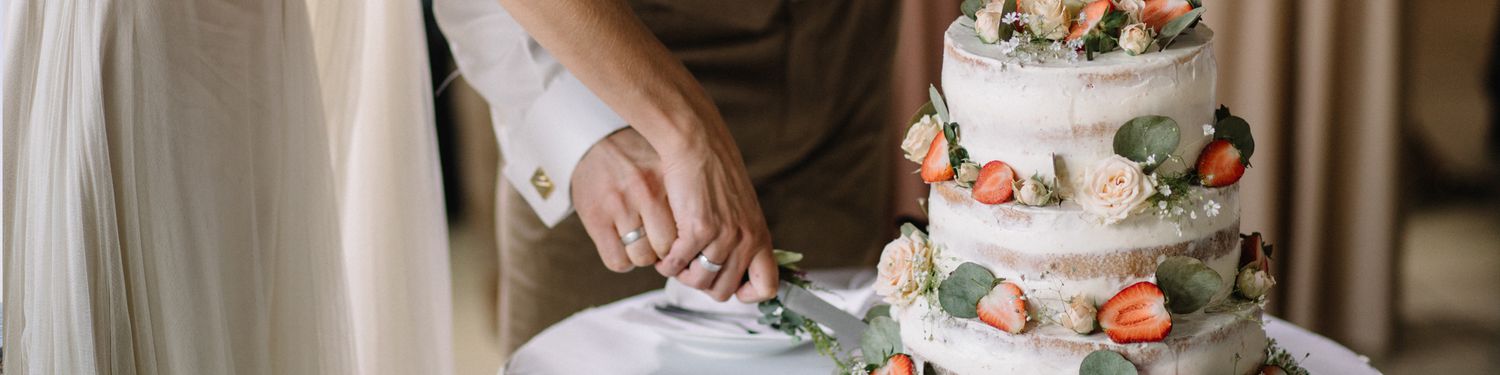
[861,316,902,365]
[1113,115,1181,164]
[864,304,893,322]
[937,262,997,319]
[1156,7,1205,51]
[1155,255,1223,314]
[929,85,950,124]
[1213,115,1255,164]
[899,222,925,239]
[1079,350,1139,375]
[772,250,804,267]
[961,0,984,20]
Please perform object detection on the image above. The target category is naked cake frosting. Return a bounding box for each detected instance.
[854,1,1307,374]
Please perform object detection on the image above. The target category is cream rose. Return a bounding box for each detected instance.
[1236,266,1275,300]
[1014,176,1056,206]
[1057,294,1097,334]
[1021,0,1070,40]
[974,4,1007,44]
[956,161,982,187]
[1113,0,1145,18]
[1077,155,1155,224]
[1119,23,1154,56]
[901,114,943,163]
[874,232,934,306]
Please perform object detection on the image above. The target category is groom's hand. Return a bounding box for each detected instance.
[573,128,678,272]
[651,127,779,304]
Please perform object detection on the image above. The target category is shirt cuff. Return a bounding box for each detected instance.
[499,73,628,227]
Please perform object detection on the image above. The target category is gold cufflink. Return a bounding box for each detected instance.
[530,168,555,199]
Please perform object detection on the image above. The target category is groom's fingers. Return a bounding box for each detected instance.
[580,200,632,273]
[632,179,677,260]
[735,249,780,303]
[706,243,752,301]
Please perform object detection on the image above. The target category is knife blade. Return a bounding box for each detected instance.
[777,280,868,356]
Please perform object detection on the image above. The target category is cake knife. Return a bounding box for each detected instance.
[777,281,868,356]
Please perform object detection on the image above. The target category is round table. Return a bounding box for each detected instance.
[505,271,1382,375]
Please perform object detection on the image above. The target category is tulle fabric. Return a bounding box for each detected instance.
[1,0,451,373]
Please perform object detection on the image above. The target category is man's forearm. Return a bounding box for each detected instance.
[496,0,729,157]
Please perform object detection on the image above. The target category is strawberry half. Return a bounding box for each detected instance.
[871,353,915,375]
[1066,0,1114,41]
[1197,139,1247,187]
[977,281,1028,334]
[1142,0,1194,32]
[1239,232,1271,272]
[920,134,954,183]
[1099,281,1172,344]
[972,161,1017,204]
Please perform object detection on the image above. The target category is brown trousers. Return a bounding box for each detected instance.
[496,0,900,355]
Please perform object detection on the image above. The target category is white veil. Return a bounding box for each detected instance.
[1,0,452,373]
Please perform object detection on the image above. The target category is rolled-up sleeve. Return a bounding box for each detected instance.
[435,0,627,227]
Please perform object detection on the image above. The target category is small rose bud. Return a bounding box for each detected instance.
[1113,0,1145,17]
[901,114,943,163]
[974,4,1007,44]
[1013,176,1056,206]
[957,161,982,187]
[1021,0,1071,40]
[1236,266,1276,300]
[1058,294,1098,334]
[1119,23,1154,56]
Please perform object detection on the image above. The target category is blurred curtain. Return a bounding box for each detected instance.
[893,0,1403,357]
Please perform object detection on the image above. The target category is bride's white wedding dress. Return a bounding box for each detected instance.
[2,0,452,373]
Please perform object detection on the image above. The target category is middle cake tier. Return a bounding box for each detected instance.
[926,181,1242,314]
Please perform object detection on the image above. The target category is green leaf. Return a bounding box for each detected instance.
[864,304,893,322]
[861,316,902,365]
[937,262,997,318]
[907,101,936,130]
[997,0,1018,40]
[1113,115,1181,164]
[1099,10,1130,34]
[961,0,984,20]
[1155,255,1223,314]
[1080,350,1139,375]
[929,85,950,124]
[1156,7,1205,51]
[772,250,804,267]
[1213,115,1255,164]
[899,222,925,238]
[1214,105,1231,122]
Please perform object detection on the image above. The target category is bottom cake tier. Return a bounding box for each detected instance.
[896,298,1268,375]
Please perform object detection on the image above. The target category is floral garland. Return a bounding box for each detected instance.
[961,0,1207,61]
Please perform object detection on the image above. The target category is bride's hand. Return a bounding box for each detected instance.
[573,128,677,272]
[651,124,779,303]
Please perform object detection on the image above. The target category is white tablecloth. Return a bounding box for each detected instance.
[506,271,1382,375]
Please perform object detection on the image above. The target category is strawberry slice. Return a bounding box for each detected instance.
[1142,0,1194,32]
[1260,365,1289,375]
[1066,0,1114,41]
[1239,232,1271,271]
[1197,139,1247,187]
[871,353,915,375]
[920,133,954,183]
[977,281,1028,334]
[1099,281,1172,344]
[972,161,1017,204]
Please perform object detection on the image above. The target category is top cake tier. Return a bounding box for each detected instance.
[940,19,1216,192]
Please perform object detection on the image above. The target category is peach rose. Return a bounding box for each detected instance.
[1119,23,1154,55]
[1077,155,1155,224]
[874,232,934,306]
[1057,293,1098,334]
[974,3,1008,44]
[1021,0,1071,40]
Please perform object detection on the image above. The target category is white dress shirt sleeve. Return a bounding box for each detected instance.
[435,0,629,227]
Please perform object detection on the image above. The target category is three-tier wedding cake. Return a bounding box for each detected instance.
[858,1,1302,374]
